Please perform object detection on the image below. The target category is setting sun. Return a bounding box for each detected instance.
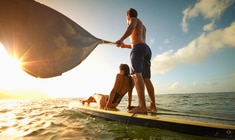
[0,43,26,82]
[0,43,50,99]
[5,55,22,73]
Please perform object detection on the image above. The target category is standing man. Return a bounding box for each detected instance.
[116,8,157,113]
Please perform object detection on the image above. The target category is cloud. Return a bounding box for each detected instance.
[164,39,170,44]
[205,81,217,87]
[151,50,177,74]
[229,72,235,78]
[203,20,215,31]
[181,0,234,33]
[193,81,198,87]
[169,81,180,90]
[152,22,235,74]
[149,38,155,47]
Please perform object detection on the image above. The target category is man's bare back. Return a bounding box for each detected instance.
[116,16,146,48]
[129,17,146,46]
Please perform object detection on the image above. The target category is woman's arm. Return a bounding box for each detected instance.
[127,77,134,109]
[127,89,132,108]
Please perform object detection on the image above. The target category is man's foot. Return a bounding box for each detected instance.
[148,105,157,113]
[127,106,136,110]
[128,106,147,113]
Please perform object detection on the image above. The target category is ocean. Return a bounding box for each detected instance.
[0,92,234,140]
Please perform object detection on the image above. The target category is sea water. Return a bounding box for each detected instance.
[0,92,234,140]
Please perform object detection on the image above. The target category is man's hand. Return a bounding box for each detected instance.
[115,40,124,48]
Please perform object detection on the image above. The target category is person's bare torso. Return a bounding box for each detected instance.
[130,18,146,47]
[116,74,133,95]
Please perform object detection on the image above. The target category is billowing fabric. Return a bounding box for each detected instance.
[0,0,110,78]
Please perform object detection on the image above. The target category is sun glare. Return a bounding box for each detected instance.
[0,43,29,89]
[0,43,51,99]
[9,57,21,69]
[0,43,22,71]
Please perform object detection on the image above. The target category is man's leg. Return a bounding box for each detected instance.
[129,73,147,113]
[144,78,157,112]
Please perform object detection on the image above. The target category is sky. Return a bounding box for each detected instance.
[0,0,235,98]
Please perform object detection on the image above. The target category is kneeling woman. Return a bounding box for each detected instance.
[81,64,134,109]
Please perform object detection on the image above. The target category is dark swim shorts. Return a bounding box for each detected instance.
[130,44,152,78]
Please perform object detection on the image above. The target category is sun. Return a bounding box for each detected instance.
[8,56,22,69]
[0,43,28,88]
[0,43,23,72]
[0,43,51,99]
